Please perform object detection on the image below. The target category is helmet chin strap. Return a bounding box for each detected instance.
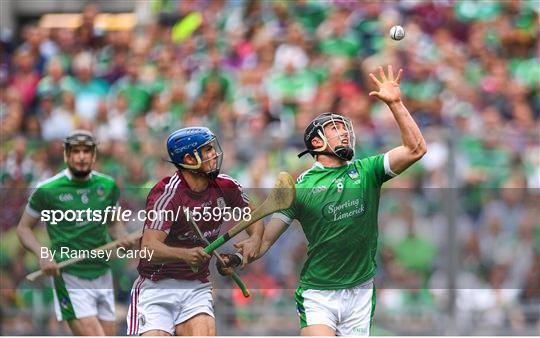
[179,152,203,170]
[206,170,220,180]
[313,148,354,161]
[333,146,354,161]
[178,151,221,180]
[188,169,218,180]
[307,130,354,161]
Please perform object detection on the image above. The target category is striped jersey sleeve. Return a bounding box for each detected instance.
[217,174,250,208]
[144,173,181,234]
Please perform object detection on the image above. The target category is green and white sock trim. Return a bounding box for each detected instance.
[53,275,76,320]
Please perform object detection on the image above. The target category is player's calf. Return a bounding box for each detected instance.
[99,320,116,336]
[67,316,107,336]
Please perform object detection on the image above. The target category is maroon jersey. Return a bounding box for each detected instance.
[137,171,249,282]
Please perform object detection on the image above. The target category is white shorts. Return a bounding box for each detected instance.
[295,280,375,336]
[51,270,115,322]
[126,277,214,335]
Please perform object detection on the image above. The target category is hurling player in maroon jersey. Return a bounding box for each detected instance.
[127,127,263,336]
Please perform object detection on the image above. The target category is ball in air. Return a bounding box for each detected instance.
[389,25,405,41]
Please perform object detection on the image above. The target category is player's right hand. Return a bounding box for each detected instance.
[182,247,211,267]
[39,258,60,277]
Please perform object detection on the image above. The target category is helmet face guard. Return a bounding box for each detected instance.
[182,138,223,179]
[298,113,356,161]
[318,116,356,161]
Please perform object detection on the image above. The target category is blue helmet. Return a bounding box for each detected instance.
[166,127,223,179]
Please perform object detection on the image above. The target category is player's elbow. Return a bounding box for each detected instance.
[16,220,34,251]
[410,140,427,160]
[15,223,26,242]
[417,142,427,158]
[16,213,33,238]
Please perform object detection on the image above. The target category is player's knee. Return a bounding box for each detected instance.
[141,329,171,336]
[177,314,215,336]
[190,326,215,336]
[200,324,216,336]
[301,324,336,336]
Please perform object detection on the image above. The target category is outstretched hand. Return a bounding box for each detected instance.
[368,65,403,104]
[234,236,261,268]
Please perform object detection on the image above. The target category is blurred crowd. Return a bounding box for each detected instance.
[1,0,539,335]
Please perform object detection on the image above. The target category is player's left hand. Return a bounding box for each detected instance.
[234,236,261,268]
[216,253,242,276]
[368,65,403,104]
[117,235,137,248]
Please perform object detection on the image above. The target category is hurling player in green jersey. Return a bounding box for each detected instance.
[16,130,134,335]
[253,65,427,336]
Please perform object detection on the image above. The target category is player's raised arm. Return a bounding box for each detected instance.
[16,210,60,277]
[369,65,427,174]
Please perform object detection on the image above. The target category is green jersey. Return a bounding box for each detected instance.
[277,154,395,290]
[26,169,120,279]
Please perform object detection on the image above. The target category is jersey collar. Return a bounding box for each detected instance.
[176,169,215,198]
[64,168,93,181]
[313,161,352,169]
